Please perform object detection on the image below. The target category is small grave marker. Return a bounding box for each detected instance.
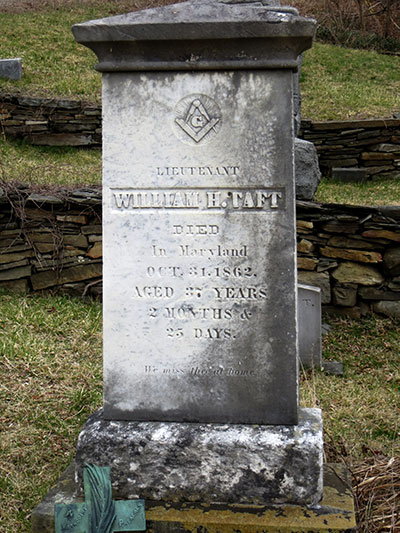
[55,464,145,533]
[298,284,322,368]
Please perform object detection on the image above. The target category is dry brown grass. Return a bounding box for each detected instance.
[353,454,400,532]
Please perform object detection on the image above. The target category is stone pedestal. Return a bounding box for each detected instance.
[75,408,323,506]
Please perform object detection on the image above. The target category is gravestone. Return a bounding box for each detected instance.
[298,284,322,368]
[0,58,22,80]
[31,3,356,530]
[71,0,323,507]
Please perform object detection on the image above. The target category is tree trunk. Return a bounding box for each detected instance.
[384,0,392,38]
[356,0,366,33]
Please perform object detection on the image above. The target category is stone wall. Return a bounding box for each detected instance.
[300,118,400,179]
[0,186,103,298]
[297,201,400,318]
[1,94,400,180]
[0,94,101,146]
[1,186,400,318]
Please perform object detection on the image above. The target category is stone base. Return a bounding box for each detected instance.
[75,408,323,506]
[32,463,356,533]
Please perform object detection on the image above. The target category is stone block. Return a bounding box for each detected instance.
[0,259,29,271]
[297,284,322,368]
[371,143,400,153]
[0,278,28,292]
[373,300,400,319]
[56,215,88,224]
[31,262,102,290]
[322,360,344,376]
[383,247,400,275]
[332,262,384,286]
[359,287,400,301]
[0,58,22,80]
[29,133,94,146]
[363,230,400,243]
[333,283,358,307]
[322,306,362,319]
[0,250,34,264]
[29,232,88,248]
[361,152,395,161]
[322,221,359,234]
[0,265,31,281]
[321,246,382,264]
[297,238,314,254]
[365,165,396,175]
[298,271,331,304]
[81,224,102,235]
[86,241,102,258]
[88,235,102,243]
[297,219,313,232]
[327,235,378,251]
[297,256,318,270]
[75,408,323,506]
[331,167,367,182]
[295,138,321,200]
[72,2,315,72]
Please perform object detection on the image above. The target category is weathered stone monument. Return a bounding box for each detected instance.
[32,1,356,531]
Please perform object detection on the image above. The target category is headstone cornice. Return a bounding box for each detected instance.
[72,1,315,72]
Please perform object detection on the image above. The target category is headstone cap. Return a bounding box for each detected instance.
[72,0,316,72]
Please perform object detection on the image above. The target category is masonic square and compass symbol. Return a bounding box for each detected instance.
[174,94,222,145]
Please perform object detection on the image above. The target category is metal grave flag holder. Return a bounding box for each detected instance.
[55,464,146,533]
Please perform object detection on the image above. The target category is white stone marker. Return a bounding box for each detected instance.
[73,1,323,506]
[102,70,298,424]
[298,284,322,368]
[72,0,316,426]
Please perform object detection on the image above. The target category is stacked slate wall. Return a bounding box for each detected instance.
[1,186,400,318]
[297,201,400,318]
[0,187,102,298]
[1,94,400,179]
[300,119,400,179]
[0,94,101,146]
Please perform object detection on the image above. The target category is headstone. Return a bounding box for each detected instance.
[298,283,322,368]
[331,167,367,183]
[0,58,22,80]
[71,0,323,509]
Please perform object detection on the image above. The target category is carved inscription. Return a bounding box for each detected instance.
[110,179,286,379]
[112,188,285,211]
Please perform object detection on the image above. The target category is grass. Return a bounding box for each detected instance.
[0,1,399,121]
[314,177,400,206]
[300,43,400,121]
[0,292,102,532]
[301,315,400,461]
[0,291,399,531]
[0,138,101,186]
[0,1,182,102]
[2,136,400,205]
